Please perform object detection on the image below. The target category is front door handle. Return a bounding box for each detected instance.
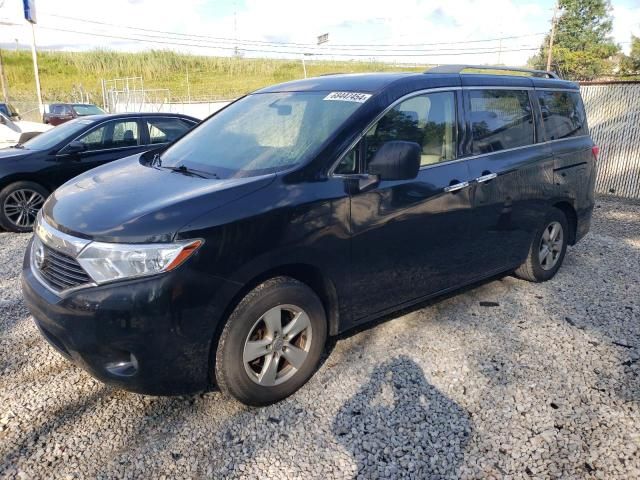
[444,181,470,193]
[476,172,498,183]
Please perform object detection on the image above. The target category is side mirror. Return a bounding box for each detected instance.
[62,140,87,155]
[0,114,6,125]
[368,141,421,181]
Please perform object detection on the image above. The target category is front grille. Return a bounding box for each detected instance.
[37,243,92,291]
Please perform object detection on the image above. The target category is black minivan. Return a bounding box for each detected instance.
[22,66,597,405]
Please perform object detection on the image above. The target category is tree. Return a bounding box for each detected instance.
[620,35,640,75]
[529,0,620,80]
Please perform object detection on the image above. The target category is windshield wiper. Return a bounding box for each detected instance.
[162,164,212,179]
[13,144,25,149]
[151,154,218,178]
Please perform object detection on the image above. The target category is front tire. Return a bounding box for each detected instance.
[515,207,568,282]
[215,276,327,406]
[0,181,48,233]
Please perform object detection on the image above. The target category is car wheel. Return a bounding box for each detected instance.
[514,207,568,282]
[215,276,327,406]
[0,181,48,233]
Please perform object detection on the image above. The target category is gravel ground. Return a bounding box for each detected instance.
[1,196,639,479]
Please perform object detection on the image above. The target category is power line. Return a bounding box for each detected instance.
[41,21,541,54]
[42,12,546,49]
[38,25,540,57]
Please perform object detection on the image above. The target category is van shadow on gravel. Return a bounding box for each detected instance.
[332,355,472,478]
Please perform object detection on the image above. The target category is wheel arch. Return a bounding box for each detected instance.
[0,176,54,195]
[217,263,340,339]
[552,201,577,245]
[207,262,341,385]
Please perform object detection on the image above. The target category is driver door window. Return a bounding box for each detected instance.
[365,91,457,171]
[333,91,457,175]
[75,120,140,151]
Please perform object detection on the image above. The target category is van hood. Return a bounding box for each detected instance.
[42,155,276,243]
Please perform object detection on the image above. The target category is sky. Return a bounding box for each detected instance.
[0,0,639,66]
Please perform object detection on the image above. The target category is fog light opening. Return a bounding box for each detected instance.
[105,352,139,377]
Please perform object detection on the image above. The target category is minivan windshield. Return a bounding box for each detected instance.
[21,118,94,150]
[159,92,365,177]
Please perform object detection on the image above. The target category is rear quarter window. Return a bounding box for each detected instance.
[537,91,587,140]
[146,117,194,144]
[469,89,535,154]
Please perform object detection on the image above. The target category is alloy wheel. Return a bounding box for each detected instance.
[243,304,313,387]
[538,221,564,271]
[3,189,45,229]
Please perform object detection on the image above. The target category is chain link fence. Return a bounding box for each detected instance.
[580,82,640,200]
[5,83,100,122]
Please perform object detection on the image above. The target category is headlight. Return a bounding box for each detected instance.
[76,239,202,284]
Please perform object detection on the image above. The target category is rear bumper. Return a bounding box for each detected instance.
[21,241,233,395]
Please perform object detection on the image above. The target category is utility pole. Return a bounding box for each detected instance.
[233,1,240,58]
[22,1,43,114]
[0,48,9,103]
[546,1,559,72]
[30,22,43,114]
[301,53,313,79]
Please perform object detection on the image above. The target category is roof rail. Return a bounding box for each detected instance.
[425,65,559,79]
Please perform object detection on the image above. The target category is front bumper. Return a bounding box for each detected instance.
[22,240,232,395]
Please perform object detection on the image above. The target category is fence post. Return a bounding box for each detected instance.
[0,48,9,104]
[101,79,106,111]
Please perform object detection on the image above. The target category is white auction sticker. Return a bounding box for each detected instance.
[324,91,372,103]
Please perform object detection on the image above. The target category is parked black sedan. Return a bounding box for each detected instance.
[0,112,198,232]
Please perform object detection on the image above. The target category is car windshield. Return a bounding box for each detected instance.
[21,118,94,150]
[72,105,105,116]
[159,92,366,177]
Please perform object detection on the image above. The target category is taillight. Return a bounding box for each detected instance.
[592,145,600,161]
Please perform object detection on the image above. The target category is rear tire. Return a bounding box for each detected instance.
[515,207,568,282]
[0,181,49,233]
[215,276,327,406]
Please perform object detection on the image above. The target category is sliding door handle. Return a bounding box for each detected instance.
[444,181,470,193]
[476,172,497,183]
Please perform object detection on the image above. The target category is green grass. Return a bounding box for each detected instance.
[2,49,428,103]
